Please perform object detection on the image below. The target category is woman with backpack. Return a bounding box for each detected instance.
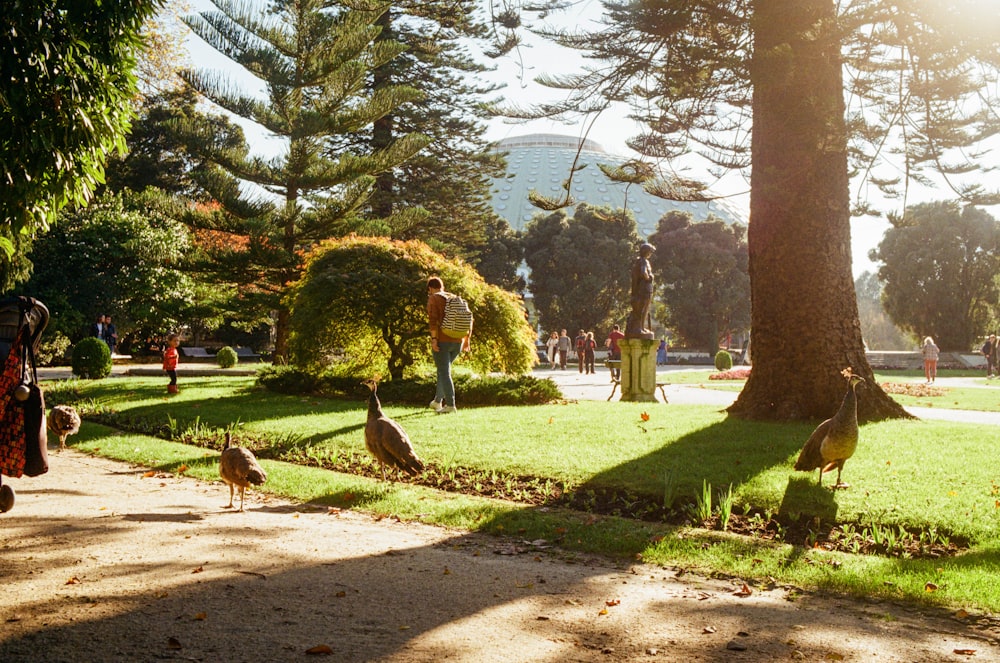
[427,276,472,414]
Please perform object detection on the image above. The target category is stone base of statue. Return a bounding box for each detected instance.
[619,338,658,402]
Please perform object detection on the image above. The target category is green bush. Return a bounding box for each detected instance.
[714,349,734,371]
[71,337,113,379]
[257,365,562,405]
[216,346,238,369]
[37,332,72,366]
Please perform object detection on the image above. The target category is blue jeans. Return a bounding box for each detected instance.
[433,341,462,406]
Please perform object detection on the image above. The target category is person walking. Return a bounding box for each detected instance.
[545,331,559,368]
[583,331,597,374]
[575,329,587,374]
[605,324,624,381]
[656,338,668,365]
[983,334,997,378]
[921,336,940,384]
[104,315,119,356]
[557,329,571,370]
[163,333,180,394]
[427,276,471,414]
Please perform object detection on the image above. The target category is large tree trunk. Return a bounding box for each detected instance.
[728,0,908,422]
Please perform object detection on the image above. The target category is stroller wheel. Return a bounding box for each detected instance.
[0,483,13,513]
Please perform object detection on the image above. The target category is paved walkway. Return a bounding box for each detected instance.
[538,365,1000,425]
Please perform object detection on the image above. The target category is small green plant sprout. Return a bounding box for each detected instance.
[217,346,239,368]
[717,483,735,531]
[662,467,679,510]
[689,479,713,523]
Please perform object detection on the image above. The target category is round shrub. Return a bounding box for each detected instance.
[72,337,113,379]
[216,346,238,368]
[714,349,734,372]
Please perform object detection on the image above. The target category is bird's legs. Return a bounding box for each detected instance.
[58,434,67,452]
[224,483,235,509]
[832,463,850,490]
[238,486,246,512]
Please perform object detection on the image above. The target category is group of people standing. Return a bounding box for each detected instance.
[541,325,628,377]
[90,314,118,355]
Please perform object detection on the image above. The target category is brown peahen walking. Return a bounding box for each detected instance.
[794,369,865,489]
[219,431,267,511]
[361,378,424,481]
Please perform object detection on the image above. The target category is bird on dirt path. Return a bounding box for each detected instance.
[361,378,424,482]
[219,431,267,511]
[49,405,81,451]
[794,369,865,489]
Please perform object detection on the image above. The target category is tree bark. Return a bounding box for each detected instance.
[728,0,909,422]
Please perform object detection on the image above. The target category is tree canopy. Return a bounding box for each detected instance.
[522,204,639,335]
[0,0,160,255]
[21,192,192,345]
[488,0,1000,419]
[871,201,1000,351]
[179,0,429,360]
[287,235,536,380]
[647,211,749,350]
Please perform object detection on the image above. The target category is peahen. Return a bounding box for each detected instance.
[361,378,424,481]
[219,431,267,511]
[794,369,865,489]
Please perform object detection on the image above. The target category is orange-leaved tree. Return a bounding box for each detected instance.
[286,235,536,380]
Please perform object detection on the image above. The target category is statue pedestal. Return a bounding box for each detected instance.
[620,338,658,402]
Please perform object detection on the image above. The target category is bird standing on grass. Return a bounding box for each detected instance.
[794,369,865,489]
[361,378,424,482]
[219,431,267,511]
[48,405,81,451]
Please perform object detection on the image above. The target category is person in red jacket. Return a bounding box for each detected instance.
[163,333,180,394]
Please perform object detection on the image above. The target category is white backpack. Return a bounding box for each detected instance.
[441,294,473,337]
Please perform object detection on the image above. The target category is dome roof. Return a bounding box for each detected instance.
[490,134,745,236]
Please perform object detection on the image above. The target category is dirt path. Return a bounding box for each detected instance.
[1,451,998,662]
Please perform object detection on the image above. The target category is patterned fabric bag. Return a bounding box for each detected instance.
[0,324,48,478]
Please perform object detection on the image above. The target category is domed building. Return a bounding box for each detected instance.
[490,133,745,236]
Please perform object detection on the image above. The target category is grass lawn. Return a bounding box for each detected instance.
[669,368,1000,412]
[49,375,1000,614]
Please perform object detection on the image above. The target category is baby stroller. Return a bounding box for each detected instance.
[0,296,49,513]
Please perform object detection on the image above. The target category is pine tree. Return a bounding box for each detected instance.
[332,1,509,259]
[180,0,429,359]
[493,0,1000,420]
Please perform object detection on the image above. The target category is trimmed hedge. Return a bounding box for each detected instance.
[257,365,562,405]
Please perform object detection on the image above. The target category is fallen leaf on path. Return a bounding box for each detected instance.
[925,582,939,592]
[825,653,844,661]
[305,644,333,655]
[193,612,206,621]
[703,626,716,634]
[605,599,620,607]
[191,566,204,574]
[65,576,81,585]
[167,637,182,650]
[640,412,650,421]
[597,608,608,616]
[733,583,752,597]
[953,649,976,656]
[142,470,156,478]
[955,609,970,619]
[177,464,189,473]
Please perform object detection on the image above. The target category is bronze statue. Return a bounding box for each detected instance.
[626,243,655,339]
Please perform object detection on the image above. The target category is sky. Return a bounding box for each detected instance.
[174,0,997,278]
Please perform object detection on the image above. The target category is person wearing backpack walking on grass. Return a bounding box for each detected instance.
[427,276,472,414]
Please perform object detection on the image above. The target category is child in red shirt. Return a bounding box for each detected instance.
[163,333,179,394]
